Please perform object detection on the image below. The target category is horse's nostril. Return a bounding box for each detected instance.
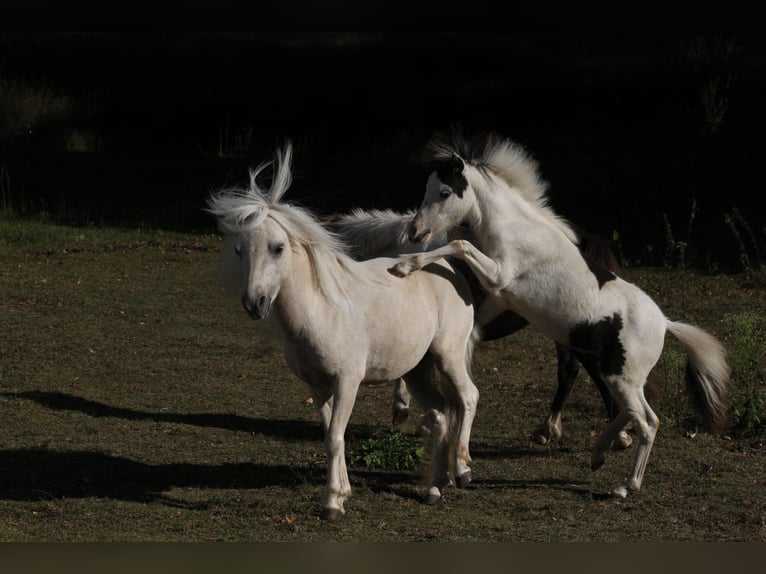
[410,227,432,244]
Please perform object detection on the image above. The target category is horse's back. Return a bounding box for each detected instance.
[348,256,473,382]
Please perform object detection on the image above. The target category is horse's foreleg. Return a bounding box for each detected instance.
[320,379,359,521]
[389,240,505,291]
[309,387,333,435]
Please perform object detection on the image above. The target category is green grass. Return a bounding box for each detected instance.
[1,217,764,541]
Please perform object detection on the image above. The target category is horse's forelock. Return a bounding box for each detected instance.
[208,142,295,233]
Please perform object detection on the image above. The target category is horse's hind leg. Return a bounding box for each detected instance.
[575,351,633,450]
[531,343,579,445]
[610,386,658,498]
[402,357,450,504]
[591,379,658,499]
[432,352,479,490]
[391,378,411,425]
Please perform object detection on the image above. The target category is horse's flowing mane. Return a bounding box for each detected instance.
[325,208,416,259]
[425,131,578,244]
[206,143,376,306]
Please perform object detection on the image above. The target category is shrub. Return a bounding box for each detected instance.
[350,430,424,471]
[725,312,766,436]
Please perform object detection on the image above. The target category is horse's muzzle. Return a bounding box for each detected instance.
[408,225,432,245]
[242,294,270,320]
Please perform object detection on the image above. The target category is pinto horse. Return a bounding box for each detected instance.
[326,207,632,448]
[389,132,729,498]
[207,143,479,520]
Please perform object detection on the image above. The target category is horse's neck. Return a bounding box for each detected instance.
[469,175,572,255]
[272,248,328,335]
[467,178,533,251]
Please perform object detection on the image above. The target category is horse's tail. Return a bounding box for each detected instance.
[666,320,730,431]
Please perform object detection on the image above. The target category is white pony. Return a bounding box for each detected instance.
[207,143,479,520]
[390,132,729,499]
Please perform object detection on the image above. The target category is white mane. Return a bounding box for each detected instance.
[206,143,377,306]
[427,133,579,245]
[328,208,416,258]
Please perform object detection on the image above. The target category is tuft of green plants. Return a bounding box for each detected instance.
[657,312,765,437]
[350,430,424,471]
[724,312,766,436]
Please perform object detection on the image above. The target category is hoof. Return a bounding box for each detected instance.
[611,486,629,499]
[391,408,410,425]
[591,457,605,472]
[320,507,344,521]
[531,432,550,446]
[455,470,472,489]
[613,430,633,450]
[423,492,442,505]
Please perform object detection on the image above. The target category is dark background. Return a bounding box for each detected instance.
[1,32,764,269]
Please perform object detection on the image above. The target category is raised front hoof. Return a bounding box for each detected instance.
[422,492,442,506]
[591,456,606,472]
[613,430,633,450]
[388,264,408,278]
[320,507,344,521]
[391,407,410,425]
[455,471,472,489]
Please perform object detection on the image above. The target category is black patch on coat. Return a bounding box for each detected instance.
[431,155,467,197]
[568,313,626,377]
[585,259,616,288]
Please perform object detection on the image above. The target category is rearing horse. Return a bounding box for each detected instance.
[390,132,729,499]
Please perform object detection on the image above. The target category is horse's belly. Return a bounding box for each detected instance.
[500,290,580,344]
[363,335,433,383]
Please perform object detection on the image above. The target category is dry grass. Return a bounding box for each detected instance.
[1,218,764,541]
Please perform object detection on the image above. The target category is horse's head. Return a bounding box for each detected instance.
[409,154,473,245]
[234,217,292,320]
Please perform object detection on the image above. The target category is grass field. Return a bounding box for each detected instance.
[1,217,764,541]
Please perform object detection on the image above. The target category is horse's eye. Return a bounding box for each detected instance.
[272,243,285,256]
[440,188,452,199]
[234,245,242,258]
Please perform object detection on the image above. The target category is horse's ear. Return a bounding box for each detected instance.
[450,154,465,174]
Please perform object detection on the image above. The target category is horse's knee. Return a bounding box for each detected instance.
[324,434,344,457]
